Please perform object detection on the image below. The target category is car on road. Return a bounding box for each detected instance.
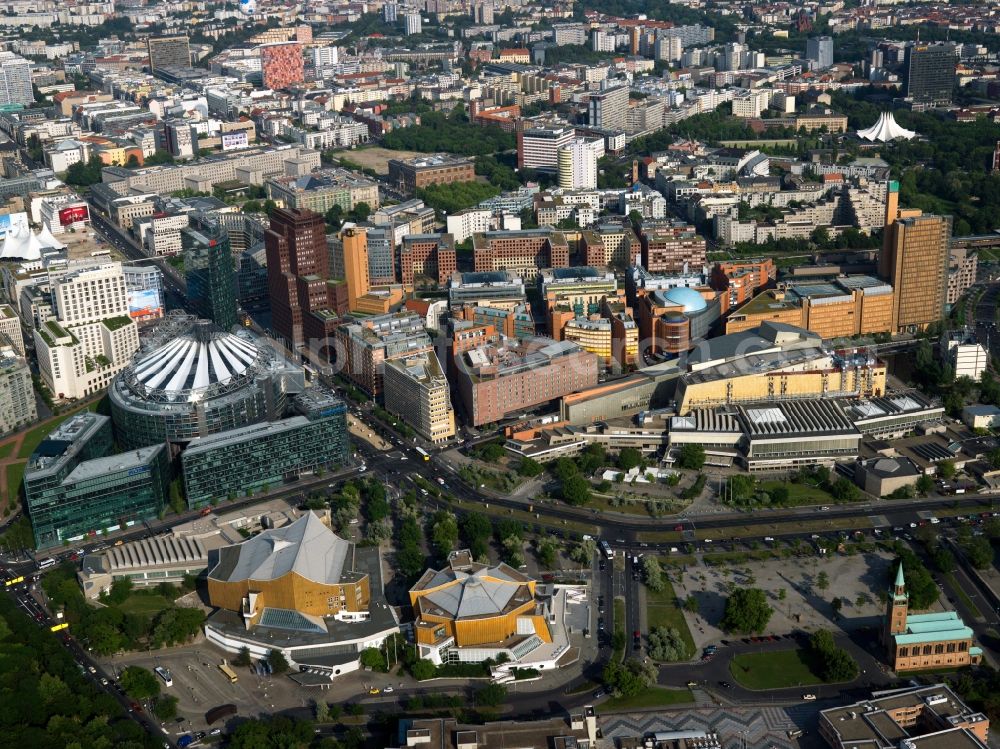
[598,618,605,630]
[802,693,817,701]
[718,681,733,689]
[383,686,394,693]
[592,690,605,699]
[686,681,698,687]
[210,729,223,736]
[88,666,97,675]
[100,677,108,686]
[368,688,381,695]
[820,506,830,511]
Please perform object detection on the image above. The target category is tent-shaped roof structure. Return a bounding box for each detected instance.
[856,112,917,142]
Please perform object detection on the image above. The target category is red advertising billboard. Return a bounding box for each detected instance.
[58,204,90,226]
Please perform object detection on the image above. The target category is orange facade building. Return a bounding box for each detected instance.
[207,513,370,627]
[409,550,551,665]
[726,276,894,339]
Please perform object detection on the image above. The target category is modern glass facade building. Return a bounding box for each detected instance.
[110,315,303,450]
[181,390,348,507]
[183,219,238,331]
[24,412,170,548]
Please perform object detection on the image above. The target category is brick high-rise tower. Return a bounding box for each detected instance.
[265,207,329,350]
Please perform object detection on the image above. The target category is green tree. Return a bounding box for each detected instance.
[726,474,757,504]
[962,535,994,569]
[720,588,772,634]
[642,556,665,593]
[267,649,289,674]
[359,647,387,671]
[603,658,657,698]
[535,537,558,569]
[932,546,956,573]
[830,477,860,502]
[916,474,935,495]
[476,683,507,707]
[234,646,252,667]
[676,444,705,471]
[410,659,436,680]
[350,201,371,222]
[617,447,642,471]
[646,626,688,661]
[460,512,492,559]
[518,457,543,477]
[153,694,178,721]
[431,510,459,558]
[938,460,956,480]
[561,474,592,506]
[816,571,830,591]
[119,666,160,701]
[684,594,699,613]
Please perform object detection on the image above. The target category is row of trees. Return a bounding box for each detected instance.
[41,567,203,655]
[809,630,859,683]
[646,626,690,662]
[0,593,159,747]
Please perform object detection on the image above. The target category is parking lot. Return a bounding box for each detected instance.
[104,644,310,735]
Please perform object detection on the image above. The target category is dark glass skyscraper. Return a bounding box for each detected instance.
[903,42,956,107]
[183,216,238,331]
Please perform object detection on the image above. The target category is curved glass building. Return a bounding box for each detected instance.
[110,315,303,449]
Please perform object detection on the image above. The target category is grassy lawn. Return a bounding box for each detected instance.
[646,579,696,659]
[0,442,14,460]
[944,572,983,618]
[730,649,824,690]
[116,593,174,618]
[759,480,834,506]
[5,462,24,505]
[604,687,694,711]
[614,597,625,643]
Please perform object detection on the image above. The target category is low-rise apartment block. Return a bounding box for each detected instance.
[388,153,475,195]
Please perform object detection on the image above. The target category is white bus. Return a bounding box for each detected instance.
[154,666,173,687]
[599,541,615,560]
[37,558,56,569]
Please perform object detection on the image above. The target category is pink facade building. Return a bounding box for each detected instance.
[261,42,304,91]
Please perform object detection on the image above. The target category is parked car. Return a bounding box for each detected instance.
[803,693,817,701]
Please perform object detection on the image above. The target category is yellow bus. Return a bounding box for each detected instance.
[218,663,238,684]
[50,622,68,632]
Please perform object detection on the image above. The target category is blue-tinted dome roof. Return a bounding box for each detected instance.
[663,286,707,313]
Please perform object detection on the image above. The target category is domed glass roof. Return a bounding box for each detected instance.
[126,323,265,401]
[662,286,708,313]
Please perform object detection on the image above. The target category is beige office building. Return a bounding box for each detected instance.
[383,354,455,443]
[880,214,951,332]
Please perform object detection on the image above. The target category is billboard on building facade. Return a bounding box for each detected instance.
[58,204,90,226]
[128,288,163,321]
[0,212,29,237]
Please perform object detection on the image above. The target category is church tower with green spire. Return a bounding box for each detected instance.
[882,562,909,646]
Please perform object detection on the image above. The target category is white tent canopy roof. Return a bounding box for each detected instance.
[856,112,917,142]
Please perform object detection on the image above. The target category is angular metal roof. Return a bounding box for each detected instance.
[209,512,351,587]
